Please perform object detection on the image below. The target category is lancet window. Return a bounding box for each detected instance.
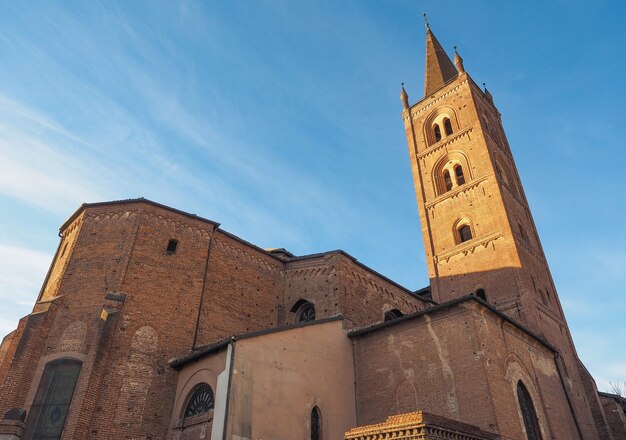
[517,381,543,440]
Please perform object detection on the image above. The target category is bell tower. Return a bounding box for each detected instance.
[402,25,565,330]
[401,24,613,440]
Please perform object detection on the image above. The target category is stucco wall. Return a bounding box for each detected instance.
[225,320,356,439]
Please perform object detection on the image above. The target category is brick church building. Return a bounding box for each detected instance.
[1,24,625,440]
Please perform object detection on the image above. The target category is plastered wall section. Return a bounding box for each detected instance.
[225,320,357,439]
[352,300,580,440]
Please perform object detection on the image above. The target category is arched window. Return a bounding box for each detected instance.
[311,406,322,440]
[444,118,453,136]
[458,224,473,243]
[23,359,82,439]
[454,165,465,185]
[183,383,214,419]
[384,309,404,322]
[434,124,442,142]
[297,302,316,323]
[475,289,487,301]
[443,169,453,191]
[517,381,543,440]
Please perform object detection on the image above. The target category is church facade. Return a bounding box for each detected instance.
[1,25,624,440]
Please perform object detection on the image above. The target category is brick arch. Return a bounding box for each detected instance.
[432,150,472,196]
[423,106,460,146]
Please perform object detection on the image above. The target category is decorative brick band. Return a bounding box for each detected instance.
[344,411,499,440]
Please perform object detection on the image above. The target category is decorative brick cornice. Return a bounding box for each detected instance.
[436,232,503,264]
[417,127,473,160]
[425,175,488,211]
[214,235,282,273]
[410,79,469,117]
[344,410,499,440]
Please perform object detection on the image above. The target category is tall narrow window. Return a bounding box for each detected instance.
[458,224,473,243]
[517,381,543,440]
[518,224,529,242]
[311,406,322,440]
[443,169,453,191]
[24,359,82,440]
[475,288,487,301]
[444,118,453,136]
[454,165,465,185]
[434,124,442,142]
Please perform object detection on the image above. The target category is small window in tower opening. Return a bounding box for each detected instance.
[443,169,453,191]
[475,288,487,301]
[458,224,473,243]
[167,239,178,254]
[454,165,465,185]
[434,124,442,142]
[444,118,453,136]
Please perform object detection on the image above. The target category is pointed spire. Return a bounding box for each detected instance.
[400,83,409,110]
[424,26,458,96]
[454,46,465,73]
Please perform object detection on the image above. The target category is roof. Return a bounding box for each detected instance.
[169,315,344,370]
[60,197,221,232]
[348,295,557,352]
[424,28,458,96]
[59,198,428,304]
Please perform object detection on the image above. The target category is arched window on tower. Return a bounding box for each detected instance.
[444,118,453,136]
[434,124,442,142]
[517,381,543,440]
[458,224,473,243]
[443,169,453,191]
[311,406,322,440]
[454,165,465,185]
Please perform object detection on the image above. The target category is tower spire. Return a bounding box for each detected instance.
[423,26,458,96]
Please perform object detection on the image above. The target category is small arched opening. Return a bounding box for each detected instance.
[384,309,404,322]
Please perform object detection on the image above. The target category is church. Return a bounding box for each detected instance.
[1,23,625,440]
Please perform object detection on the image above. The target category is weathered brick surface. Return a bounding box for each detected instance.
[402,45,611,437]
[0,200,427,439]
[352,300,580,440]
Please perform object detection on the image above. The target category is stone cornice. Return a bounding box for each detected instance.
[417,127,473,160]
[409,78,469,118]
[435,232,503,264]
[425,175,489,211]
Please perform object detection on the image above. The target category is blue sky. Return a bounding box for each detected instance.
[0,1,624,390]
